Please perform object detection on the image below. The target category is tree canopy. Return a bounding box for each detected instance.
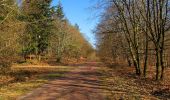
[0,0,94,70]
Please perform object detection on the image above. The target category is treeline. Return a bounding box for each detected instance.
[95,0,170,80]
[0,0,93,72]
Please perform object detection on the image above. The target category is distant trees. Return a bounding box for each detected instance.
[95,0,170,80]
[50,19,93,63]
[50,2,68,62]
[55,0,65,21]
[47,1,94,63]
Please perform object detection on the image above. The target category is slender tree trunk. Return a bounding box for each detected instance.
[136,51,141,76]
[129,42,140,75]
[143,34,149,77]
[160,56,164,80]
[128,41,141,75]
[133,60,138,74]
[156,48,161,80]
[160,49,164,80]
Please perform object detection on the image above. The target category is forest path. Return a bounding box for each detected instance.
[18,62,109,100]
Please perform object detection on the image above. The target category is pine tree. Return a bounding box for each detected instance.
[55,0,65,21]
[22,0,53,61]
[74,23,80,31]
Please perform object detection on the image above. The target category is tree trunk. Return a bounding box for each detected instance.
[129,45,141,76]
[156,49,161,80]
[160,61,164,80]
[143,34,149,77]
[136,53,141,76]
[133,59,141,76]
[160,49,164,80]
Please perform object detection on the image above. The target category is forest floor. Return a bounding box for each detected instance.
[0,64,75,100]
[18,62,109,100]
[0,62,170,100]
[18,62,170,100]
[101,64,170,100]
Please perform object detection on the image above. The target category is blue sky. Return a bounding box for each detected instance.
[51,0,99,47]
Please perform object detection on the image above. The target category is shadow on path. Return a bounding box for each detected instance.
[18,62,109,100]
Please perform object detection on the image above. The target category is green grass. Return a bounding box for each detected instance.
[0,65,74,100]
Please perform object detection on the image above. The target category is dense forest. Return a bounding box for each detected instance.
[95,0,170,80]
[0,0,94,70]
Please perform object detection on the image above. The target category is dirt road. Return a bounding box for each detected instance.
[18,62,109,100]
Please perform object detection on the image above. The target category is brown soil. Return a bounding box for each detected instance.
[18,62,109,100]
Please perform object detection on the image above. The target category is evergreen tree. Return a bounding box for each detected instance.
[74,23,80,31]
[22,0,53,61]
[55,0,65,21]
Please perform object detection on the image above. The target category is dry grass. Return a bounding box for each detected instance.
[0,65,75,100]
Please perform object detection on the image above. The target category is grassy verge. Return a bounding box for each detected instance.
[0,65,74,100]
